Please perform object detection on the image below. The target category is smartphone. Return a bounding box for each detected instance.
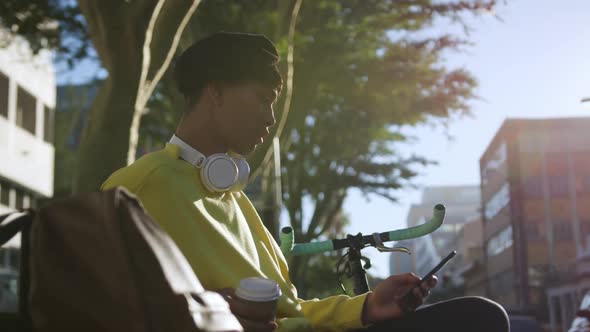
[419,250,456,285]
[400,250,457,310]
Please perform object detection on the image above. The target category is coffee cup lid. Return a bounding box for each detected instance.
[236,277,282,302]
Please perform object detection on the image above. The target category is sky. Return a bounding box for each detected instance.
[56,1,590,279]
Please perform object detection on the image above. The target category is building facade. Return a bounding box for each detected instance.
[0,39,56,272]
[458,216,486,296]
[480,118,590,323]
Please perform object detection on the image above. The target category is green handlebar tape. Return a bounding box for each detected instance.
[279,227,294,256]
[291,240,334,255]
[385,203,445,241]
[279,227,335,256]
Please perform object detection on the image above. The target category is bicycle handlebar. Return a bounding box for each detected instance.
[280,204,445,256]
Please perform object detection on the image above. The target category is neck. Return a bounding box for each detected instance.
[175,111,227,156]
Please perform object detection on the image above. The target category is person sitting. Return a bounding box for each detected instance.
[102,31,509,332]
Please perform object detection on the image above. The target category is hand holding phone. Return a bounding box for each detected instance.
[400,250,456,311]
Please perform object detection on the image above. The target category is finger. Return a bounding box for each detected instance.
[400,272,421,286]
[386,273,418,290]
[400,292,420,313]
[419,283,430,297]
[237,317,277,332]
[412,287,425,305]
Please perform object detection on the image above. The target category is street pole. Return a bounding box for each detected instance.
[272,136,283,230]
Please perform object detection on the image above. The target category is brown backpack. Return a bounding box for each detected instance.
[0,187,241,332]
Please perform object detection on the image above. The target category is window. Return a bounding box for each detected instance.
[525,175,573,199]
[15,188,23,210]
[484,183,510,220]
[44,106,54,143]
[488,270,515,297]
[440,223,461,234]
[22,194,30,209]
[584,176,590,193]
[0,71,8,118]
[29,196,37,209]
[524,222,541,241]
[581,221,590,238]
[0,180,9,206]
[1,248,18,270]
[549,176,569,198]
[554,222,573,240]
[487,225,513,257]
[482,142,507,185]
[9,248,20,270]
[16,86,36,134]
[523,177,543,198]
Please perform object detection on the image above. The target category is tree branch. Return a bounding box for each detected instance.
[127,0,201,165]
[144,0,201,108]
[305,191,333,240]
[135,0,166,110]
[315,191,346,238]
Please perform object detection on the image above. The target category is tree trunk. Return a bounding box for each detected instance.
[74,0,199,192]
[75,75,139,192]
[74,0,150,192]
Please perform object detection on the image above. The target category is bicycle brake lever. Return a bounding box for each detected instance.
[372,233,412,254]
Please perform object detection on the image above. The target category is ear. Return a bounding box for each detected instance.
[205,81,224,108]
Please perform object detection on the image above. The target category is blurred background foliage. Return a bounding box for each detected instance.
[1,0,496,298]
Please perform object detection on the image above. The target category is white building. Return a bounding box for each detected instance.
[0,37,56,271]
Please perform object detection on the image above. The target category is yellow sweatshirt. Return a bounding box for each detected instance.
[101,143,368,332]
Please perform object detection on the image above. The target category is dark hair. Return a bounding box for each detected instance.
[174,32,282,106]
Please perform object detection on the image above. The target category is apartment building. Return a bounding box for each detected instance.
[480,118,590,324]
[0,38,56,271]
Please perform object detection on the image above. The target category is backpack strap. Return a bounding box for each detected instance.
[0,211,31,245]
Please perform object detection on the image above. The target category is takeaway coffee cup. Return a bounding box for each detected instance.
[235,277,282,321]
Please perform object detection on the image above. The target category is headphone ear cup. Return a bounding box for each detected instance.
[231,157,250,192]
[200,154,239,192]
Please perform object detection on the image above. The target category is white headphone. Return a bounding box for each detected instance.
[169,135,250,193]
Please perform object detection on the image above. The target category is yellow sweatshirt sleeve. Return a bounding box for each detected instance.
[298,293,370,331]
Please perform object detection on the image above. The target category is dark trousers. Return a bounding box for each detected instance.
[364,296,509,332]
